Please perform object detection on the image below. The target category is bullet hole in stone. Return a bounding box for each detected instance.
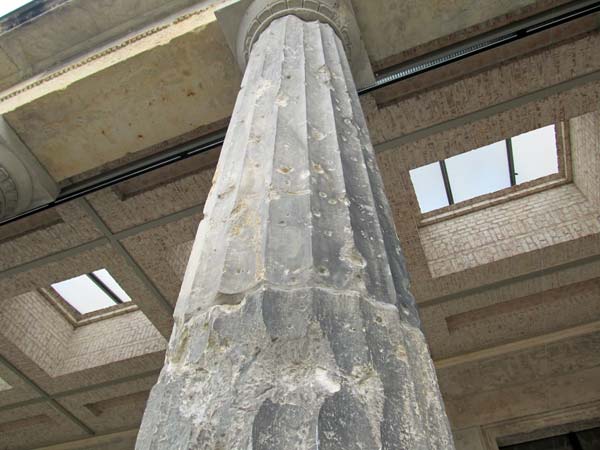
[376,316,383,323]
[318,266,329,276]
[138,134,144,139]
[319,192,327,198]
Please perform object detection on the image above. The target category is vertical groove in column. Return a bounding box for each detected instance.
[136,14,455,450]
[175,24,270,318]
[321,24,399,307]
[331,28,420,324]
[266,16,312,285]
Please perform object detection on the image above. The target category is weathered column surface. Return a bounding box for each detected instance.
[136,11,455,450]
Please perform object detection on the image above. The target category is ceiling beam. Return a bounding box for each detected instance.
[0,354,94,435]
[78,199,174,316]
[28,428,138,450]
[0,203,202,281]
[434,320,600,369]
[374,69,600,153]
[420,252,600,308]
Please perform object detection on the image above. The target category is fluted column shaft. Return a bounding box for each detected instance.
[136,15,455,450]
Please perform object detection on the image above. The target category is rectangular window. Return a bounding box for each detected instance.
[52,269,131,315]
[0,0,35,19]
[409,125,560,214]
[445,140,511,203]
[511,125,558,184]
[409,162,450,213]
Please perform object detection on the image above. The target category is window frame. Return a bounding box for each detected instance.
[41,270,137,326]
[414,122,571,226]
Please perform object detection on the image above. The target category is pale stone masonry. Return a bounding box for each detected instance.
[136,4,454,449]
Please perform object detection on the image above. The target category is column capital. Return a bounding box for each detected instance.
[0,117,58,220]
[215,0,374,88]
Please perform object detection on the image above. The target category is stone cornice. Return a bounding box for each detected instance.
[0,6,215,106]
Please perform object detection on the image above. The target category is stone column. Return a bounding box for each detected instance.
[136,4,455,449]
[0,117,58,220]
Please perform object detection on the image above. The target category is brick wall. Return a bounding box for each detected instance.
[571,111,600,209]
[57,310,166,376]
[419,184,600,277]
[0,292,166,377]
[0,292,73,375]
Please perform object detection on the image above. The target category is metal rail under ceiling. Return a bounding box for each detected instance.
[1,0,600,226]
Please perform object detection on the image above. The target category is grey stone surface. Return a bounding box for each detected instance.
[136,14,454,449]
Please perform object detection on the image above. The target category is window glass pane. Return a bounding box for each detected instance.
[0,0,34,18]
[409,162,449,213]
[92,269,132,302]
[445,141,511,203]
[512,125,558,184]
[52,275,117,314]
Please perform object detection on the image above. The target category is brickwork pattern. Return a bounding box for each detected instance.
[571,111,600,209]
[420,185,600,277]
[421,277,600,360]
[0,291,73,375]
[58,311,166,376]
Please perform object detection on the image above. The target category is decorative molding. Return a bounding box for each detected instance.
[0,116,58,220]
[239,0,354,66]
[0,165,18,218]
[0,7,211,104]
[216,0,375,88]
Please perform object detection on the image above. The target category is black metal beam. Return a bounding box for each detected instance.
[568,432,585,450]
[87,272,124,305]
[439,160,454,205]
[360,0,600,95]
[506,138,517,186]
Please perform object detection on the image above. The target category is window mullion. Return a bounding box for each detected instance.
[439,160,454,205]
[506,138,517,186]
[86,273,124,305]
